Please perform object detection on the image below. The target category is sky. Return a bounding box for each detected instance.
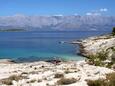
[0,0,115,16]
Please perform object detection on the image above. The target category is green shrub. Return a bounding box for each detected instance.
[88,50,108,66]
[106,62,114,68]
[57,78,77,85]
[112,27,115,36]
[97,51,108,61]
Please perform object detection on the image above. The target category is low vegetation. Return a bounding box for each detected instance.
[57,78,77,85]
[88,50,108,66]
[0,75,23,85]
[64,70,73,74]
[26,79,42,84]
[87,27,115,68]
[112,27,115,36]
[54,73,64,78]
[87,72,115,86]
[28,79,36,83]
[87,48,115,68]
[87,79,106,86]
[106,72,115,86]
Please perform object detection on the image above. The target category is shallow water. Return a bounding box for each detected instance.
[0,31,110,62]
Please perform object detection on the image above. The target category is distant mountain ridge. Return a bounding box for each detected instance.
[0,15,115,31]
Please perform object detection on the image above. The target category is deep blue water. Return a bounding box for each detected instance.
[0,31,110,62]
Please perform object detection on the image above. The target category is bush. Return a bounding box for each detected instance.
[112,27,115,36]
[57,78,77,85]
[0,79,13,85]
[87,72,115,86]
[0,75,23,85]
[106,72,115,86]
[54,73,64,78]
[87,79,106,86]
[88,50,108,66]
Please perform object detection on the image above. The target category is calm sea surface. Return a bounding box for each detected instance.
[0,31,110,62]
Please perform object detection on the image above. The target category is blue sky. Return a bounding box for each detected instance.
[0,0,115,16]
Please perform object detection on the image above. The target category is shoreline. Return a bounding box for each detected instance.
[71,34,115,57]
[0,59,16,64]
[0,33,115,86]
[0,54,85,64]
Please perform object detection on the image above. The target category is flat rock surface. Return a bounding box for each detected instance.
[0,60,114,86]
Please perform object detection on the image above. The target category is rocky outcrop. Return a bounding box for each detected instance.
[74,35,115,59]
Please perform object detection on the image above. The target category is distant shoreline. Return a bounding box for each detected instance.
[0,29,26,32]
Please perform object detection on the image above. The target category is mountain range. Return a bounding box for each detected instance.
[0,15,115,31]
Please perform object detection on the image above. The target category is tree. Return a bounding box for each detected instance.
[112,27,115,36]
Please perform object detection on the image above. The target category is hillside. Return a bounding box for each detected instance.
[0,15,115,31]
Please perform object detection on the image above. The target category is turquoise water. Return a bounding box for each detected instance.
[0,31,109,62]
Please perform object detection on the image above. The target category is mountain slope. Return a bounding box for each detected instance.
[0,15,115,31]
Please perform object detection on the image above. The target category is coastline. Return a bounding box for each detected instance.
[0,33,115,86]
[72,34,115,57]
[0,59,16,64]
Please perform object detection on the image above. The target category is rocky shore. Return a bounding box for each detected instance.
[0,60,114,86]
[73,35,115,58]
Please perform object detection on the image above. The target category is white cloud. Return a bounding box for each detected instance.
[86,12,92,15]
[100,8,108,12]
[54,14,63,16]
[86,12,101,16]
[86,8,108,16]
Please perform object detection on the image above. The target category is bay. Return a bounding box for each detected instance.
[0,31,110,62]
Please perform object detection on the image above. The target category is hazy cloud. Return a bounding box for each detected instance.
[100,8,108,12]
[86,8,108,16]
[86,12,101,16]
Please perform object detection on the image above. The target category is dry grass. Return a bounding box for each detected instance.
[54,73,64,78]
[0,75,23,85]
[64,70,73,74]
[57,78,77,85]
[106,72,115,86]
[87,72,115,86]
[27,79,36,83]
[86,79,106,86]
[21,72,28,74]
[27,79,42,83]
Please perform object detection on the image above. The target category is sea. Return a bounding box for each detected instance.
[0,31,110,62]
